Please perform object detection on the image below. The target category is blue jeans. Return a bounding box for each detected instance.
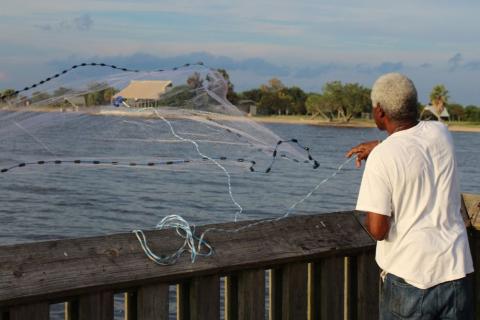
[380,273,473,319]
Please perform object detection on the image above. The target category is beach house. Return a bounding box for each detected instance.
[113,80,173,108]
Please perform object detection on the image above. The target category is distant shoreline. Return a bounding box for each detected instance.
[1,107,479,133]
[251,116,480,133]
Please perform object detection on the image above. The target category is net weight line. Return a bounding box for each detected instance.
[1,60,326,265]
[0,157,257,174]
[0,62,206,101]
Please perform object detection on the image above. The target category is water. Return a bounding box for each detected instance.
[0,117,478,245]
[1,114,479,319]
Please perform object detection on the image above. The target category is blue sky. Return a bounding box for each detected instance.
[1,0,479,105]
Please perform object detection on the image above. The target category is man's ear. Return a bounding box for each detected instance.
[376,105,385,118]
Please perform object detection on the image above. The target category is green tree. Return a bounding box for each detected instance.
[83,83,117,106]
[306,81,370,122]
[338,83,371,121]
[30,91,51,103]
[284,86,307,114]
[446,103,465,121]
[321,81,344,119]
[240,88,263,103]
[257,91,280,115]
[158,85,195,107]
[306,94,334,121]
[53,87,73,97]
[464,105,480,122]
[254,78,293,115]
[260,78,285,93]
[1,88,17,100]
[103,87,118,103]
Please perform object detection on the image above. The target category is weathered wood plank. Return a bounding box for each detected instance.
[282,263,308,320]
[189,276,220,320]
[354,251,379,320]
[65,300,79,320]
[469,229,480,320]
[269,268,282,320]
[124,292,137,320]
[311,256,344,320]
[0,212,373,306]
[78,291,113,320]
[237,269,265,320]
[462,193,480,230]
[224,275,238,320]
[177,282,190,320]
[137,283,169,320]
[9,302,49,320]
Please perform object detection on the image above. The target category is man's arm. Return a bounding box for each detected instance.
[365,211,389,240]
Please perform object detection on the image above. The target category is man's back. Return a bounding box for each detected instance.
[357,121,473,288]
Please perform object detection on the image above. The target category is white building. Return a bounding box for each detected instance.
[113,80,173,108]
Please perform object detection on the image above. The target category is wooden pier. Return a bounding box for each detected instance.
[0,194,479,320]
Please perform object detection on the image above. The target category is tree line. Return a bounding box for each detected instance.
[227,77,480,122]
[2,72,479,122]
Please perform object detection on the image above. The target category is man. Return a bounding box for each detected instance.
[346,73,473,319]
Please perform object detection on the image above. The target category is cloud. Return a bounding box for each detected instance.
[293,64,343,78]
[35,14,94,32]
[74,14,94,31]
[0,72,7,81]
[355,62,403,74]
[463,61,480,71]
[448,53,463,71]
[420,63,432,68]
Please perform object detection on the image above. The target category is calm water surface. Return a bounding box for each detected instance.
[0,115,478,319]
[0,117,478,244]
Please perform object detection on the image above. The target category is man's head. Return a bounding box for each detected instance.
[371,73,418,128]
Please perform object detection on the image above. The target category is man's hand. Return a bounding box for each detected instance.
[345,140,381,168]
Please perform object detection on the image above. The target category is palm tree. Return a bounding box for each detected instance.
[429,85,449,115]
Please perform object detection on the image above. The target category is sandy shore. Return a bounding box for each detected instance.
[2,106,478,132]
[252,116,480,133]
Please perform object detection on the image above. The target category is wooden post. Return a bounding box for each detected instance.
[225,275,238,320]
[124,292,137,320]
[470,229,480,320]
[282,263,308,320]
[269,268,283,320]
[462,193,480,319]
[351,250,379,320]
[177,282,190,320]
[137,283,169,320]
[78,291,114,320]
[237,269,265,320]
[65,300,79,320]
[189,276,220,320]
[9,302,49,320]
[311,256,344,320]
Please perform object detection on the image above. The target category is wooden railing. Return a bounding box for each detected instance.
[0,193,478,320]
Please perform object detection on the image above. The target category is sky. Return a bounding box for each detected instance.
[1,0,479,105]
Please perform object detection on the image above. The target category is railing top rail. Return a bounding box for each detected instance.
[0,211,374,306]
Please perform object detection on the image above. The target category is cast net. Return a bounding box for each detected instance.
[0,62,355,264]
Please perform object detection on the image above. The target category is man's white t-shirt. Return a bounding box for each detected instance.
[356,121,473,289]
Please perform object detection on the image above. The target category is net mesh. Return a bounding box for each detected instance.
[0,62,355,263]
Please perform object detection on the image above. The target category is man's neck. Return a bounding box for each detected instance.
[386,120,418,135]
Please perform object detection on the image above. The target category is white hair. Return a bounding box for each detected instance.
[371,73,418,121]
